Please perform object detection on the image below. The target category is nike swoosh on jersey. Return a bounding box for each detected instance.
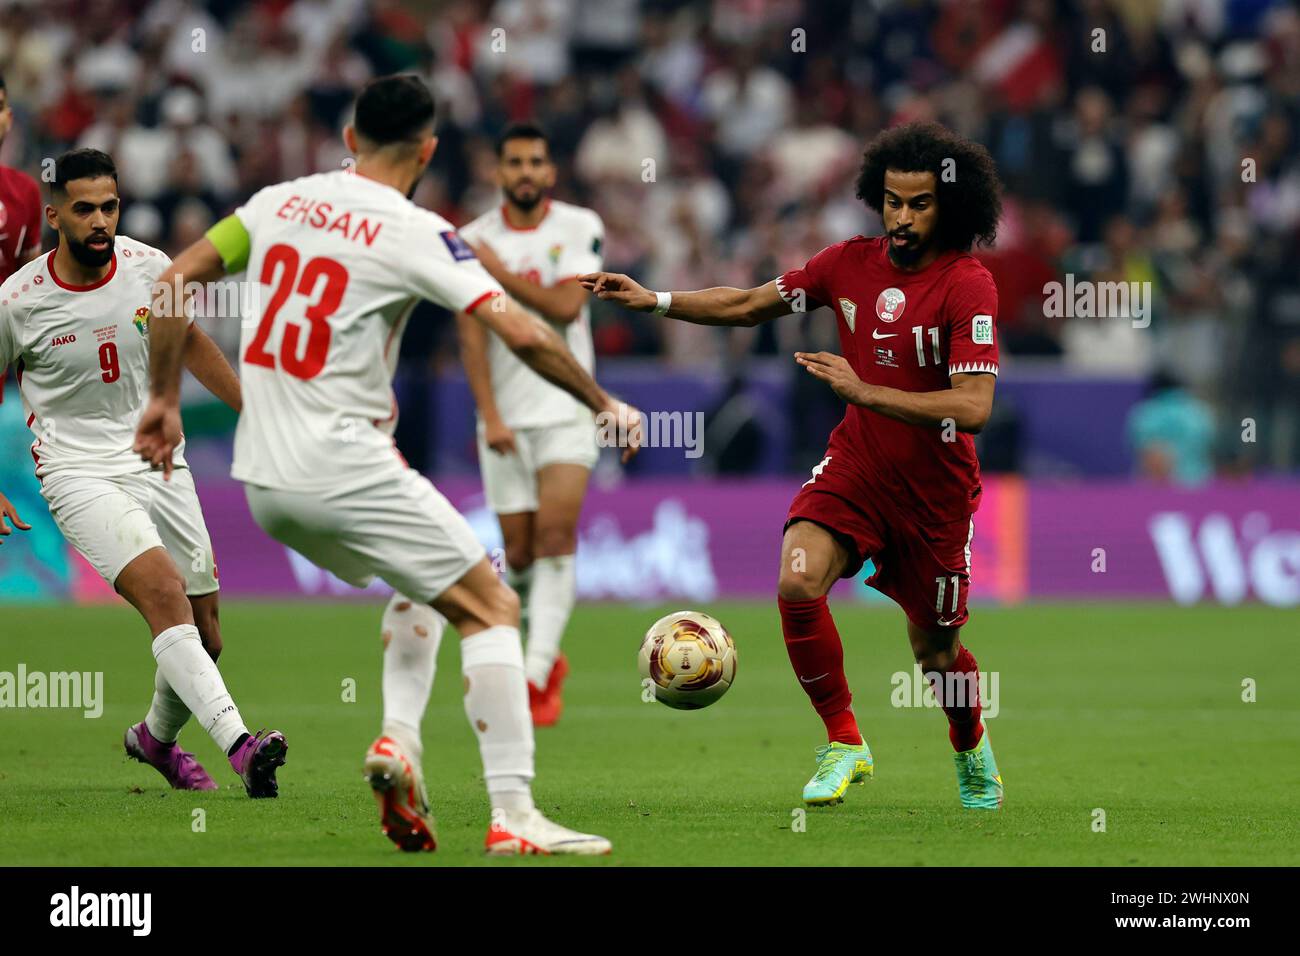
[800,673,830,684]
[872,329,897,339]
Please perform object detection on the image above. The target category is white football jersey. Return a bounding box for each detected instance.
[459,199,602,428]
[229,169,502,493]
[0,237,187,481]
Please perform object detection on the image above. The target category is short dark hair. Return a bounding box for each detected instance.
[52,148,118,197]
[0,71,6,91]
[855,122,1002,251]
[353,74,435,146]
[496,122,550,157]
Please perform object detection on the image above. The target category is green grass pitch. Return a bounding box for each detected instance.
[1,601,1296,866]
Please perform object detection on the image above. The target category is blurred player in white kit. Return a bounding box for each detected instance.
[0,149,286,798]
[457,123,605,727]
[134,75,642,855]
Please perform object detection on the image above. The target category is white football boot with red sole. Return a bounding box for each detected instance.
[485,808,611,856]
[364,736,436,852]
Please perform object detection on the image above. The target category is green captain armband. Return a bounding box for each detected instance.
[206,214,252,273]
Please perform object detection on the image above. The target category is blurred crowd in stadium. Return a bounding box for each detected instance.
[2,0,1298,477]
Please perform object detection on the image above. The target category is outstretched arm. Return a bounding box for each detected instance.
[184,323,241,413]
[472,240,587,325]
[469,293,643,463]
[579,273,792,328]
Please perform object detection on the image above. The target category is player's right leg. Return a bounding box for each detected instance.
[522,460,590,726]
[42,474,281,795]
[127,470,230,792]
[778,519,874,805]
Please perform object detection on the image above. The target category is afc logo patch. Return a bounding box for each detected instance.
[972,314,993,345]
[440,230,477,262]
[876,287,906,322]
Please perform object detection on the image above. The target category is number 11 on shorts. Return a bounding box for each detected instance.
[934,574,959,614]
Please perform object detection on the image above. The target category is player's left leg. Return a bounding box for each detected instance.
[525,461,590,725]
[907,620,980,747]
[871,512,1002,808]
[245,481,438,845]
[908,621,1002,809]
[125,590,224,792]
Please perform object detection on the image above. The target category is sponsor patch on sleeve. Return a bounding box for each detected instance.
[972,314,993,345]
[440,230,477,262]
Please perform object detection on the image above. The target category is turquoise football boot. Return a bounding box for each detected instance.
[802,741,874,806]
[953,725,1003,809]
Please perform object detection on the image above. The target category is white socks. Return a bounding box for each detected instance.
[461,625,535,813]
[524,554,575,689]
[144,668,192,744]
[151,624,247,753]
[381,593,445,762]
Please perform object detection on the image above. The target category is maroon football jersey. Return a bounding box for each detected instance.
[777,235,999,524]
[0,165,42,283]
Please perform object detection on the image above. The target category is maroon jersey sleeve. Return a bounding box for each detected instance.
[944,261,999,377]
[774,241,848,312]
[21,174,42,254]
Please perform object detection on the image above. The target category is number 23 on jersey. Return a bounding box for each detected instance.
[244,242,349,380]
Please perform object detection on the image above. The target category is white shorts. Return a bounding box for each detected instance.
[477,411,598,514]
[41,468,220,595]
[244,467,486,605]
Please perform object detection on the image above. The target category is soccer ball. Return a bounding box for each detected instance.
[638,610,737,710]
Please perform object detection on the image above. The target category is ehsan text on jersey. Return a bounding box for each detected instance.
[273,195,382,246]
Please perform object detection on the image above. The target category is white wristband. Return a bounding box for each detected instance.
[653,291,672,315]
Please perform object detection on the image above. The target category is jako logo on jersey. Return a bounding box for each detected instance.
[50,333,76,347]
[876,287,906,322]
[838,297,857,332]
[440,231,477,262]
[133,307,150,336]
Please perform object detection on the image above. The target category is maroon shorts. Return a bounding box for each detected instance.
[785,450,975,630]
